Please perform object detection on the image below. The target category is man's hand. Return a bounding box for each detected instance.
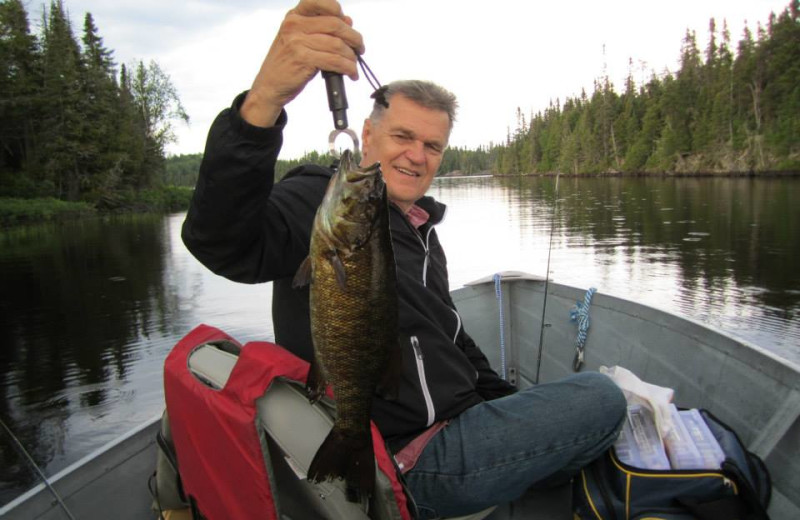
[241,0,365,128]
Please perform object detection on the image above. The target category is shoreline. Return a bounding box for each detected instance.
[4,171,799,227]
[442,169,800,178]
[0,187,193,229]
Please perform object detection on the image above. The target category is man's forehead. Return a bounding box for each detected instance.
[383,97,450,142]
[385,94,446,118]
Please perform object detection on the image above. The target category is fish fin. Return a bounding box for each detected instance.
[305,356,327,404]
[292,257,312,288]
[307,428,375,503]
[305,358,327,404]
[376,339,403,401]
[331,254,347,289]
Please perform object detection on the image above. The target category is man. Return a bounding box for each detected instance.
[182,1,626,517]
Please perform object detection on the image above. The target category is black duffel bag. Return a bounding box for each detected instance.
[573,409,771,520]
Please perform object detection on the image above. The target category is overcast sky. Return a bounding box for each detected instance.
[41,0,791,159]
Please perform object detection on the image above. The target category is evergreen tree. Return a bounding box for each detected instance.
[759,2,800,160]
[614,64,641,166]
[80,12,120,194]
[0,0,40,193]
[38,0,85,200]
[625,78,664,172]
[114,63,147,190]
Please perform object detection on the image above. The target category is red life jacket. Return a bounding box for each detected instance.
[164,324,411,520]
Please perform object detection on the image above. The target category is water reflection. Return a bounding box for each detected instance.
[432,176,800,360]
[0,214,273,503]
[1,215,165,497]
[1,176,798,505]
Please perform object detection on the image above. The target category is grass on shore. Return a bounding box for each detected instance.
[0,197,95,226]
[0,186,194,228]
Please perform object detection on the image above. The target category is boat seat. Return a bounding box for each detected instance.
[188,342,496,520]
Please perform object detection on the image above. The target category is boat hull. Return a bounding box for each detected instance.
[3,273,798,519]
[454,272,800,519]
[0,415,160,520]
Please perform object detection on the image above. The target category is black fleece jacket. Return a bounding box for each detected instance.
[182,92,516,451]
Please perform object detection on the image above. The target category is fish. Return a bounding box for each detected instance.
[292,149,401,502]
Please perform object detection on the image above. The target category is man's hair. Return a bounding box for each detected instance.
[369,80,458,130]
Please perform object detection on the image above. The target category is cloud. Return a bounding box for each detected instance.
[56,1,280,62]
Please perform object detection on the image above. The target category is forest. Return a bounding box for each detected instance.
[492,0,800,175]
[2,0,798,219]
[0,0,187,206]
[166,1,800,184]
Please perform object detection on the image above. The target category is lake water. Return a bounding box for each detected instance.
[1,175,798,505]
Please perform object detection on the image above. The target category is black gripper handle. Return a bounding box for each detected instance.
[322,71,349,130]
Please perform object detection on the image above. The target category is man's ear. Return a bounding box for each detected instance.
[361,118,372,158]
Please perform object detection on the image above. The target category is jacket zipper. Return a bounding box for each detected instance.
[411,336,435,427]
[409,226,434,287]
[398,208,436,287]
[392,200,448,287]
[450,309,461,342]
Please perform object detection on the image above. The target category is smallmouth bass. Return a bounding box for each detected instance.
[293,150,401,502]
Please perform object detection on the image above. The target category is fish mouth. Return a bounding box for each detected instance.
[344,163,382,183]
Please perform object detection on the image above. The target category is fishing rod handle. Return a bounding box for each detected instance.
[322,71,349,130]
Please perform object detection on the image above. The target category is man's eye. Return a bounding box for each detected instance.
[392,133,412,142]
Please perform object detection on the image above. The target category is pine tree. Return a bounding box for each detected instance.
[760,2,800,160]
[636,78,667,172]
[733,22,768,169]
[674,30,702,160]
[0,0,41,193]
[80,12,120,194]
[115,63,147,190]
[614,64,641,167]
[38,0,85,200]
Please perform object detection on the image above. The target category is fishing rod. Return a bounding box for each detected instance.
[0,416,77,520]
[534,173,560,384]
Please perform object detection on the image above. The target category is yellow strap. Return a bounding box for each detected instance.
[626,473,631,519]
[580,469,604,520]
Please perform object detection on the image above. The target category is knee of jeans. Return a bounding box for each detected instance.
[579,372,627,420]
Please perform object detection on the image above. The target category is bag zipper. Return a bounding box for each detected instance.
[700,408,771,507]
[411,336,435,427]
[609,450,736,490]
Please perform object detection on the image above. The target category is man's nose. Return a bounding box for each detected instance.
[404,139,426,164]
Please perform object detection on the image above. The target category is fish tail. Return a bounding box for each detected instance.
[307,428,375,502]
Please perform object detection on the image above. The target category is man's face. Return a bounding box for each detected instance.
[360,94,450,213]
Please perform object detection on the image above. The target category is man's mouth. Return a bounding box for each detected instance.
[395,166,420,178]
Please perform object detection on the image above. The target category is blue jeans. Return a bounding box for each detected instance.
[403,372,626,519]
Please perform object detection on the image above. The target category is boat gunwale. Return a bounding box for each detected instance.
[454,274,800,380]
[0,413,162,516]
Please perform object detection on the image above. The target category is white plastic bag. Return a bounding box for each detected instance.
[600,365,675,438]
